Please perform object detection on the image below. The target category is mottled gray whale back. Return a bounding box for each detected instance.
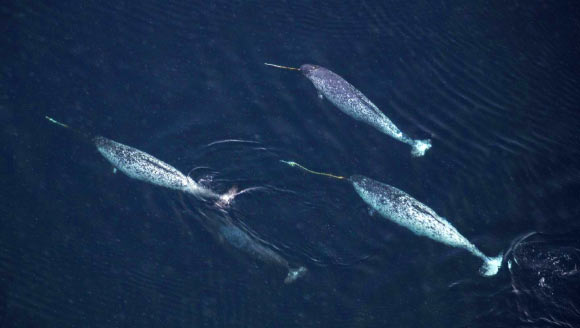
[350,174,502,276]
[45,116,227,201]
[300,64,431,157]
[94,137,188,189]
[93,136,220,200]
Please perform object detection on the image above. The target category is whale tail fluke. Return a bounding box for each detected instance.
[284,266,307,284]
[411,139,432,157]
[479,253,503,277]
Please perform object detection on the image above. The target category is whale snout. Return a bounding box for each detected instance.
[299,64,319,77]
[349,175,367,186]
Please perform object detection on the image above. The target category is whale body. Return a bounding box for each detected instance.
[218,224,307,283]
[350,174,502,276]
[187,206,306,284]
[93,136,219,200]
[300,64,431,157]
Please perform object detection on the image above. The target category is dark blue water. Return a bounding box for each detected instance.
[2,1,580,327]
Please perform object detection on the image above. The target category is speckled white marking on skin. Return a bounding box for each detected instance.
[350,175,502,276]
[301,65,432,156]
[44,116,228,202]
[94,136,218,199]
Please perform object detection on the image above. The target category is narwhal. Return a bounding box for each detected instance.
[265,63,432,157]
[196,207,308,284]
[281,160,503,276]
[45,116,241,206]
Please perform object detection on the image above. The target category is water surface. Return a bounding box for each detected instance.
[2,1,580,327]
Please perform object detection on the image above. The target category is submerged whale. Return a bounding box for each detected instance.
[350,175,502,276]
[219,225,307,284]
[196,208,307,284]
[265,63,432,157]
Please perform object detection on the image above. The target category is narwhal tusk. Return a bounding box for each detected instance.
[280,160,345,180]
[264,63,300,71]
[45,116,71,129]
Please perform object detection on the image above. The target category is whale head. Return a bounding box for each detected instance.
[350,175,385,200]
[300,64,320,78]
[349,175,369,188]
